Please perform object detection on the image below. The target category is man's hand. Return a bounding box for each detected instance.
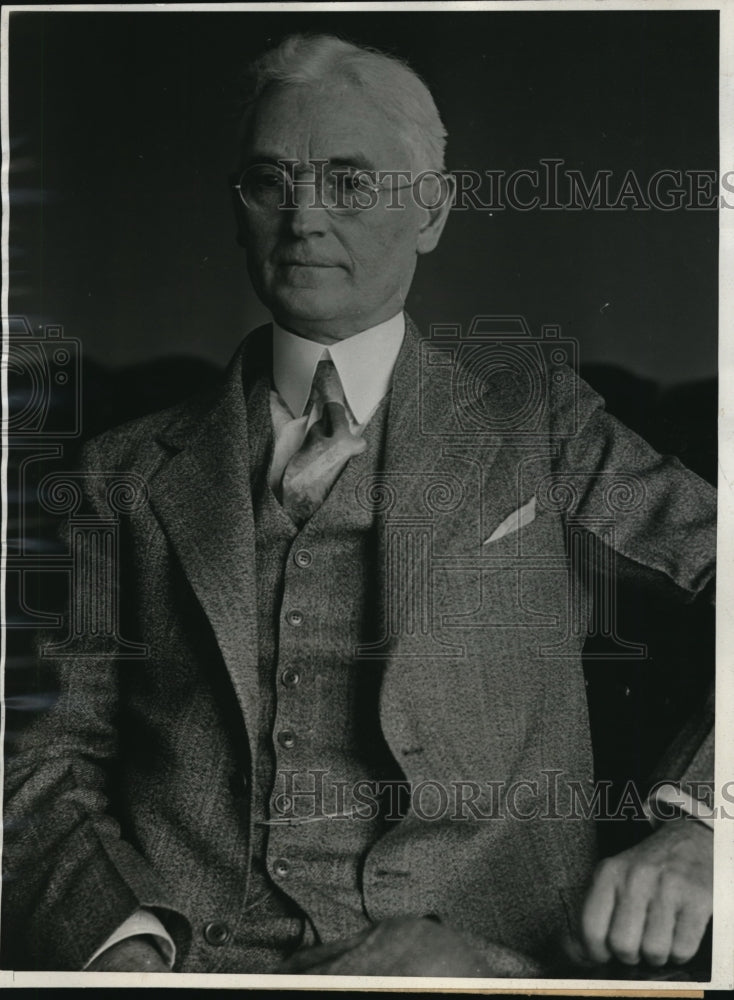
[578,817,712,968]
[86,936,170,972]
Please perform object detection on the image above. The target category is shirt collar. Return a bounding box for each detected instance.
[271,312,405,423]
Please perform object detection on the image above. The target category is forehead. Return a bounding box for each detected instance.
[244,80,411,168]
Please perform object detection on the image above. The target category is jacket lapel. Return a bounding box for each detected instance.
[377,316,509,632]
[376,316,533,768]
[147,331,270,765]
[383,316,509,534]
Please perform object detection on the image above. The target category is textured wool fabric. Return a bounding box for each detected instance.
[2,317,716,973]
[276,915,543,977]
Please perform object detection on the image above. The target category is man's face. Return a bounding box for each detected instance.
[238,80,447,342]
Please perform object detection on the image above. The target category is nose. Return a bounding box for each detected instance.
[284,175,330,237]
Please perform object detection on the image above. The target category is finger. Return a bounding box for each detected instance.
[640,887,678,967]
[671,900,712,965]
[580,861,618,964]
[559,929,590,967]
[606,864,659,965]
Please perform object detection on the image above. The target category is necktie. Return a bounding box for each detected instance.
[281,357,367,524]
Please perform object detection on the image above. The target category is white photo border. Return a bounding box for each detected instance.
[1,1,731,992]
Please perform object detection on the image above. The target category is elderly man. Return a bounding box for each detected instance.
[4,34,715,977]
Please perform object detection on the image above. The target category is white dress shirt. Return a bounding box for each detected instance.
[268,311,405,491]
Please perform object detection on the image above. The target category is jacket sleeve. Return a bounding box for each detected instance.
[2,439,192,971]
[550,370,715,604]
[646,683,716,818]
[549,368,716,796]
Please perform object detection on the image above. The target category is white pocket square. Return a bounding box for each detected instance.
[483,497,537,544]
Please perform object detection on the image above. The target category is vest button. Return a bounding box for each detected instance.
[273,858,290,878]
[278,729,296,749]
[281,668,301,688]
[203,920,230,946]
[273,793,293,814]
[286,609,304,627]
[294,549,313,568]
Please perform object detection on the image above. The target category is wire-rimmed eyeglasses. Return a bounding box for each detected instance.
[233,159,438,215]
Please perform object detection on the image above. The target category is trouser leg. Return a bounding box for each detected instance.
[276,916,543,977]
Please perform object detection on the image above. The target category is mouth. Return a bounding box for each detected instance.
[276,260,345,285]
[280,261,339,269]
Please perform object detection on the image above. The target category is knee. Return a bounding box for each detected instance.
[370,916,490,977]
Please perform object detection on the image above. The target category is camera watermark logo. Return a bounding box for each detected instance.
[3,316,148,658]
[3,316,82,438]
[420,316,578,439]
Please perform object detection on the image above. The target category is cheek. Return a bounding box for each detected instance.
[243,221,278,272]
[349,213,420,276]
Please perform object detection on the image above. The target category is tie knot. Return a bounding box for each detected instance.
[307,356,346,412]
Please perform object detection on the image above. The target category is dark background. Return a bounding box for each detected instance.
[4,4,718,952]
[9,9,718,385]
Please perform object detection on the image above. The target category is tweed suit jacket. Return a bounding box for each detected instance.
[3,317,716,972]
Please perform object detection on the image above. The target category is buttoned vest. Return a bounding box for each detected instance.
[238,363,397,968]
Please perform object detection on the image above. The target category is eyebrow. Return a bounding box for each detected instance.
[328,155,377,171]
[243,153,378,171]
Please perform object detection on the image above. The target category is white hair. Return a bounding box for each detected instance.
[240,33,447,172]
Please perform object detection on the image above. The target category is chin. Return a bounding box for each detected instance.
[272,287,344,325]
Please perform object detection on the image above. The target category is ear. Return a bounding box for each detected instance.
[416,172,455,255]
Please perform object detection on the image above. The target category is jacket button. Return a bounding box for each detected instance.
[278,729,296,749]
[281,668,301,688]
[286,609,304,627]
[294,549,313,568]
[203,920,230,946]
[273,858,290,878]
